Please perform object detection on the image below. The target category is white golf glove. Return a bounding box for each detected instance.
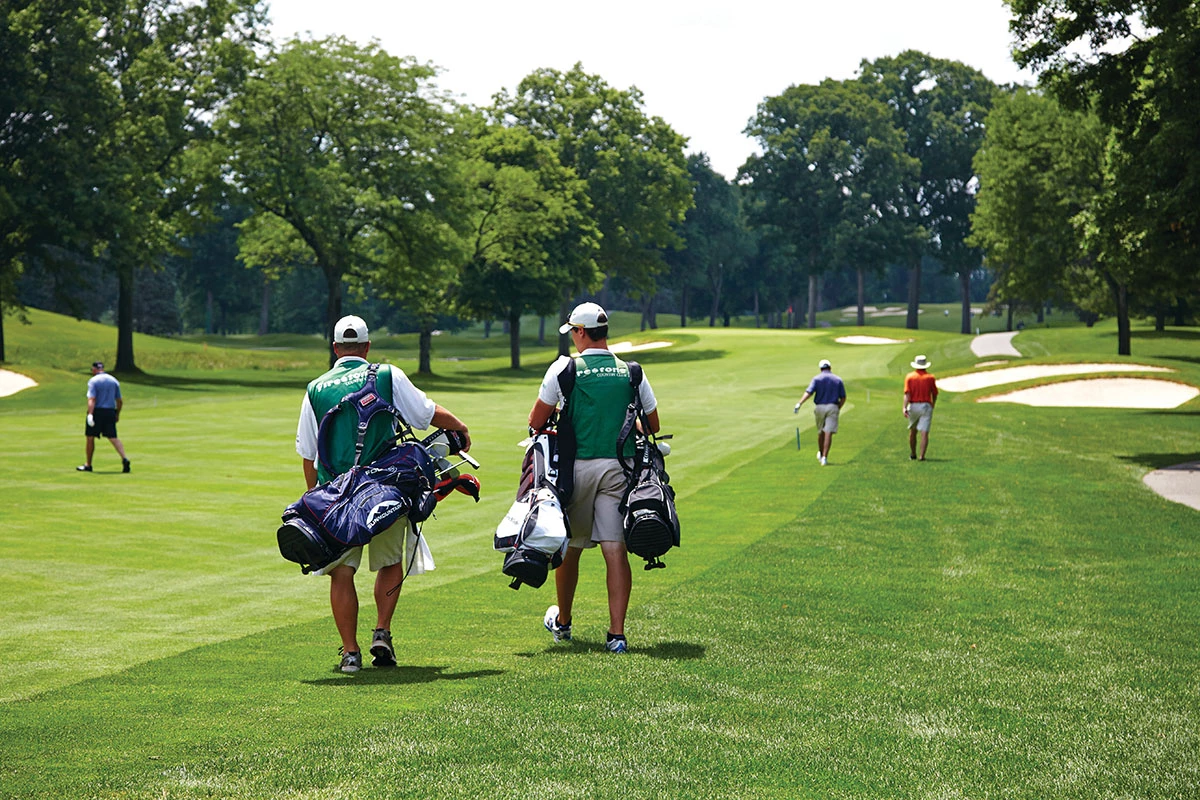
[86,413,95,427]
[793,403,801,414]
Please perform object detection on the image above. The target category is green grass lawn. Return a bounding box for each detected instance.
[1,308,1198,799]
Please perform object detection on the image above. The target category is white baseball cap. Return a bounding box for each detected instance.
[818,359,831,370]
[558,302,608,334]
[333,315,370,344]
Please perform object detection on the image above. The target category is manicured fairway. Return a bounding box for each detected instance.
[1,310,1198,799]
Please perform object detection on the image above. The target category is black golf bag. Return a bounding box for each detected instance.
[617,363,680,570]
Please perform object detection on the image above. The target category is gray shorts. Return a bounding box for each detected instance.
[907,402,934,432]
[566,458,627,549]
[813,403,840,433]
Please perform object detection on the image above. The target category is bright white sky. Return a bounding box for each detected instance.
[265,0,1037,179]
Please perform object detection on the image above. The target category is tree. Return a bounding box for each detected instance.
[1008,0,1200,352]
[968,88,1105,328]
[454,122,598,369]
[218,37,468,367]
[859,51,998,333]
[664,154,751,327]
[94,0,265,371]
[741,79,915,328]
[2,1,116,361]
[494,64,692,353]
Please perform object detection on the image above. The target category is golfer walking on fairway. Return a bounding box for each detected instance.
[78,361,131,473]
[528,302,660,653]
[295,315,471,673]
[903,354,938,461]
[794,358,846,466]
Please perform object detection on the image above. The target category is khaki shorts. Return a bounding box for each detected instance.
[907,402,934,432]
[813,403,840,433]
[312,517,413,575]
[566,458,628,549]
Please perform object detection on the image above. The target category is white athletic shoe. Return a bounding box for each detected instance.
[543,605,572,642]
[820,456,827,466]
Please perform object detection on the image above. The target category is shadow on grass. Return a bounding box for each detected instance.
[1117,452,1200,470]
[1131,329,1200,341]
[117,370,500,394]
[518,640,706,660]
[624,348,728,365]
[304,665,505,686]
[119,373,310,391]
[1151,354,1200,365]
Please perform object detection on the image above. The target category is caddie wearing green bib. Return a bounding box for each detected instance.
[295,315,471,673]
[528,302,660,653]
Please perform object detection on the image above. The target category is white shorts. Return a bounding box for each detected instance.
[311,517,417,575]
[566,458,628,549]
[813,404,840,433]
[907,402,934,432]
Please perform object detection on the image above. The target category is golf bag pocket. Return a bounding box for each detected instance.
[622,460,680,570]
[277,515,349,575]
[494,487,569,589]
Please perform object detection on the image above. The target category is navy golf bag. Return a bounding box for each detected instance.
[278,364,479,574]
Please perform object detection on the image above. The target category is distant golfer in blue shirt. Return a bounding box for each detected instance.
[78,361,131,473]
[794,358,846,466]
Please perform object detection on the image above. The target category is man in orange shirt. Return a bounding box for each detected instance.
[903,355,938,461]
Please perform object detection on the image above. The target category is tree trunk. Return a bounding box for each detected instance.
[959,271,971,335]
[418,326,433,374]
[1113,282,1131,356]
[857,269,866,327]
[205,288,214,335]
[1175,297,1189,326]
[1006,303,1013,332]
[324,267,342,368]
[537,316,546,346]
[680,287,688,327]
[906,258,921,330]
[753,289,760,328]
[114,262,138,373]
[1154,307,1166,332]
[723,311,731,327]
[807,275,817,329]
[641,294,657,330]
[509,309,522,370]
[709,269,723,327]
[558,291,572,357]
[1037,304,1045,324]
[0,303,6,363]
[259,279,271,336]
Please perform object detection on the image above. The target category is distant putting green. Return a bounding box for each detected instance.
[1,308,1198,799]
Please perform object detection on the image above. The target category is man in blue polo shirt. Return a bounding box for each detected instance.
[794,358,846,466]
[78,362,130,473]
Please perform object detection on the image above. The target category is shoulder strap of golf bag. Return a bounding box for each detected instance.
[553,357,579,503]
[316,363,414,476]
[615,361,645,478]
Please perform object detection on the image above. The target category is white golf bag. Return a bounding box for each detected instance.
[494,430,570,589]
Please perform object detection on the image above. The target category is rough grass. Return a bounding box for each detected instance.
[1,309,1198,799]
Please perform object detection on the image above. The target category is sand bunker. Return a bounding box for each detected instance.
[940,363,1172,393]
[834,335,909,345]
[0,369,37,398]
[1143,461,1200,512]
[608,341,673,354]
[979,377,1198,409]
[971,331,1021,358]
